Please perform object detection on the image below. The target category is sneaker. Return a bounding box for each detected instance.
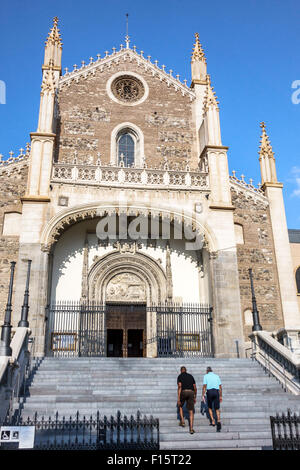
[217,422,222,432]
[179,421,185,427]
[190,429,195,434]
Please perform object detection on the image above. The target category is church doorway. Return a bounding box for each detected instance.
[128,329,144,357]
[107,329,123,357]
[105,303,146,357]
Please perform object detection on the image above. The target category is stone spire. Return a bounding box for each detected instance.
[258,122,277,184]
[191,33,207,85]
[43,16,63,72]
[203,75,219,113]
[25,17,62,198]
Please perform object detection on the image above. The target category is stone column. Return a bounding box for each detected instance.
[265,184,300,333]
[209,248,245,358]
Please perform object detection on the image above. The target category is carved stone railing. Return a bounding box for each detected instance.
[249,331,300,395]
[51,162,209,191]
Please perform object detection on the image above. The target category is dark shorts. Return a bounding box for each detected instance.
[206,389,220,410]
[180,390,195,411]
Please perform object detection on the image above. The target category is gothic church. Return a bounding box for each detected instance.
[0,18,299,359]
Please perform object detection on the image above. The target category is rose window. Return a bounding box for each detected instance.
[111,75,145,103]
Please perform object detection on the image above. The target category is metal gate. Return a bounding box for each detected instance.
[45,302,214,358]
[45,302,106,357]
[148,303,214,357]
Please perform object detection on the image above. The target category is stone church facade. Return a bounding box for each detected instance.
[0,18,299,358]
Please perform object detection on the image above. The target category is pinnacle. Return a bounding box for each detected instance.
[45,16,63,47]
[259,122,274,158]
[203,75,219,112]
[191,33,206,64]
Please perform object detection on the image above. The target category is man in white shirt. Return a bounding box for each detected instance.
[202,366,222,432]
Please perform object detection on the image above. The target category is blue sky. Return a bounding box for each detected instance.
[0,0,299,228]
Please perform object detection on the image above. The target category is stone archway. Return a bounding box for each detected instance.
[87,250,167,357]
[88,250,167,304]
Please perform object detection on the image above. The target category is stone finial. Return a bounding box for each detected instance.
[44,17,63,71]
[259,122,274,159]
[191,33,207,84]
[191,33,206,64]
[45,16,62,47]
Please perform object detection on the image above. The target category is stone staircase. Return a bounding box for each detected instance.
[15,357,300,450]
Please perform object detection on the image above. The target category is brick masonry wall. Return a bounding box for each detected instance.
[231,186,284,339]
[0,163,28,324]
[56,61,196,168]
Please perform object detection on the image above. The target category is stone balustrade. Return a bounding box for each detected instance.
[51,162,209,191]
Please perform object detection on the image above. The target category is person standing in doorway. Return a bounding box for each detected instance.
[177,366,197,434]
[202,366,222,432]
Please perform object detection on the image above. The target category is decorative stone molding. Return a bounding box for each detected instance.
[59,48,195,101]
[229,173,267,203]
[41,202,218,254]
[113,240,142,254]
[88,250,167,304]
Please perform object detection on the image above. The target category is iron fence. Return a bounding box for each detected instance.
[45,301,214,358]
[149,303,213,357]
[270,409,300,450]
[45,301,106,357]
[1,411,159,450]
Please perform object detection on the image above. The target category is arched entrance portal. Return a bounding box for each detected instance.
[45,211,214,358]
[88,250,167,358]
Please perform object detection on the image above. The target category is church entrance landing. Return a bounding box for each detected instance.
[106,303,146,357]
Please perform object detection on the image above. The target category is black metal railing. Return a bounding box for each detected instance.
[148,303,213,357]
[270,409,300,450]
[1,411,159,450]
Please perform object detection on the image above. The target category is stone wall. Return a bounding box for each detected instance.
[56,60,196,168]
[0,163,28,324]
[231,186,284,339]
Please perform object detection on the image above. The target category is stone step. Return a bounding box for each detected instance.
[160,439,273,450]
[21,395,300,413]
[20,406,296,418]
[19,357,297,450]
[159,431,272,441]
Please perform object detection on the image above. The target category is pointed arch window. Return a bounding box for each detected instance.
[296,267,300,294]
[118,133,135,167]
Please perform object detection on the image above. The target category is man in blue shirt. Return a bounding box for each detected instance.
[202,366,222,432]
